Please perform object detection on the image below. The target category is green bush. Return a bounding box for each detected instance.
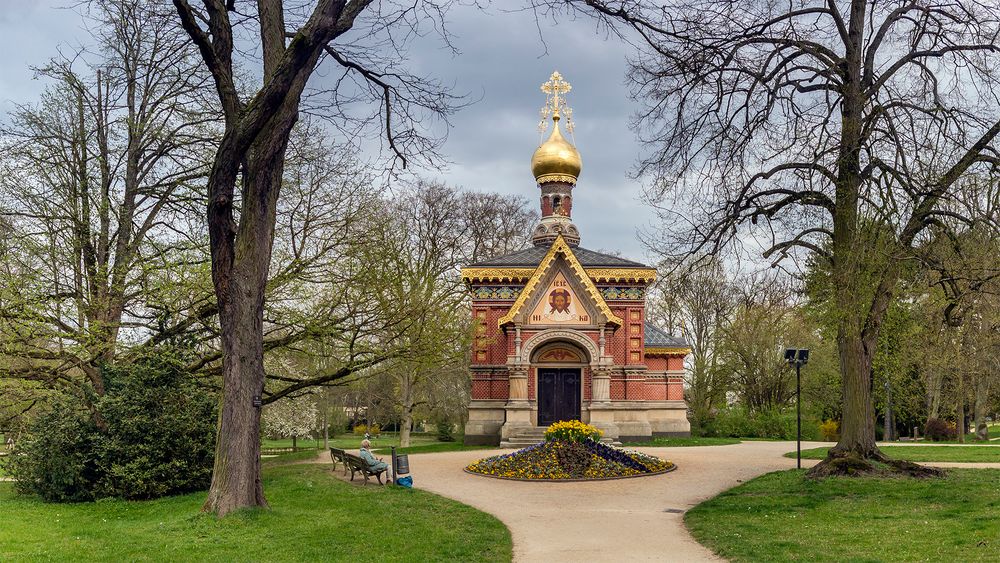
[6,348,217,502]
[5,399,101,502]
[434,414,456,442]
[703,408,820,440]
[95,352,217,499]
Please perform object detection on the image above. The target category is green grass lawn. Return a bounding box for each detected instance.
[267,434,491,456]
[264,433,456,451]
[625,437,741,447]
[0,462,511,562]
[790,446,1000,463]
[382,442,495,455]
[686,468,1000,562]
[261,437,323,450]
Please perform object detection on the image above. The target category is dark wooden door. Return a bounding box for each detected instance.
[537,368,581,426]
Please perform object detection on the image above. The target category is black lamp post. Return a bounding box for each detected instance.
[784,348,810,469]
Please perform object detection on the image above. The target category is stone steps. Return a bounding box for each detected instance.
[499,427,620,449]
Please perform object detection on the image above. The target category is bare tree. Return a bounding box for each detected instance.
[0,0,213,412]
[718,277,804,413]
[545,0,1000,474]
[459,192,537,263]
[169,0,464,514]
[649,259,737,428]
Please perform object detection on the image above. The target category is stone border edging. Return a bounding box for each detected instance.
[463,462,677,482]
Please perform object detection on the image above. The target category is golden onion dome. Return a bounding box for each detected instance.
[530,115,582,185]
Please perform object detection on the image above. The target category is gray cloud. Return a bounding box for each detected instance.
[0,2,657,262]
[399,4,655,261]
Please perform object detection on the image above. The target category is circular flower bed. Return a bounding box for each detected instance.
[465,421,676,481]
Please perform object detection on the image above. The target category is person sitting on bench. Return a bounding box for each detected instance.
[359,439,388,473]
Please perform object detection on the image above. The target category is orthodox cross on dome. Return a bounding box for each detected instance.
[538,71,575,135]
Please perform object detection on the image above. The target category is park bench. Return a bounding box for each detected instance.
[344,453,386,486]
[330,447,349,476]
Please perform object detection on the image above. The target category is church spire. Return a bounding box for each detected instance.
[530,71,582,247]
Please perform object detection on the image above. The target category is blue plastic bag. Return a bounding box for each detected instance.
[395,475,413,488]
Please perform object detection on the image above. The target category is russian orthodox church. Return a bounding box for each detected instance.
[462,72,691,446]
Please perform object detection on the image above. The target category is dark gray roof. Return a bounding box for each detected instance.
[469,245,648,268]
[644,322,688,347]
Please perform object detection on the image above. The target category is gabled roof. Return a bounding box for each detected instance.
[497,235,623,328]
[469,245,649,268]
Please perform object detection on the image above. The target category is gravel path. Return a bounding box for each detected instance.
[410,440,827,562]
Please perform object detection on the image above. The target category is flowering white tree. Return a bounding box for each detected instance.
[262,397,318,450]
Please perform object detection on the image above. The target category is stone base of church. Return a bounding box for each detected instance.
[464,401,506,446]
[465,399,690,445]
[500,401,535,440]
[587,400,691,442]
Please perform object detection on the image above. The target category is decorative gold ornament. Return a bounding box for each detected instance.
[586,268,658,284]
[538,71,574,133]
[461,266,657,284]
[531,71,582,185]
[461,268,534,283]
[535,173,579,185]
[645,346,692,356]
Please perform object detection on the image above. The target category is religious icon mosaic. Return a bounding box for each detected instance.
[529,271,590,325]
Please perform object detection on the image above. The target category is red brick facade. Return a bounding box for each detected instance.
[467,284,685,403]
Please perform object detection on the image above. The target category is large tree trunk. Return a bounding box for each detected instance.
[956,371,966,443]
[202,268,270,514]
[186,0,344,516]
[399,375,415,448]
[806,0,942,478]
[831,332,879,457]
[975,373,989,441]
[202,102,296,516]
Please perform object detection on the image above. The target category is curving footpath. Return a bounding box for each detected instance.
[412,440,827,562]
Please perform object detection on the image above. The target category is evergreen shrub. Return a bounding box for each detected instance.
[433,414,456,442]
[5,348,217,502]
[5,399,100,502]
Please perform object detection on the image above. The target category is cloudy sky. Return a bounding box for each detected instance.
[0,1,656,261]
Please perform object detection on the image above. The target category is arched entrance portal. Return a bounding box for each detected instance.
[532,342,588,425]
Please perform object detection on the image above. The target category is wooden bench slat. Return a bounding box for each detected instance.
[329,447,387,485]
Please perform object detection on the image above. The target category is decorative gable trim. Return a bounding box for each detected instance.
[645,346,691,356]
[461,267,656,284]
[498,235,622,328]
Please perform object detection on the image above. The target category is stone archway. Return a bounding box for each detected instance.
[516,329,600,426]
[530,340,590,425]
[520,328,600,367]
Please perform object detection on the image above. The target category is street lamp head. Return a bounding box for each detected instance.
[784,348,797,364]
[785,348,810,366]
